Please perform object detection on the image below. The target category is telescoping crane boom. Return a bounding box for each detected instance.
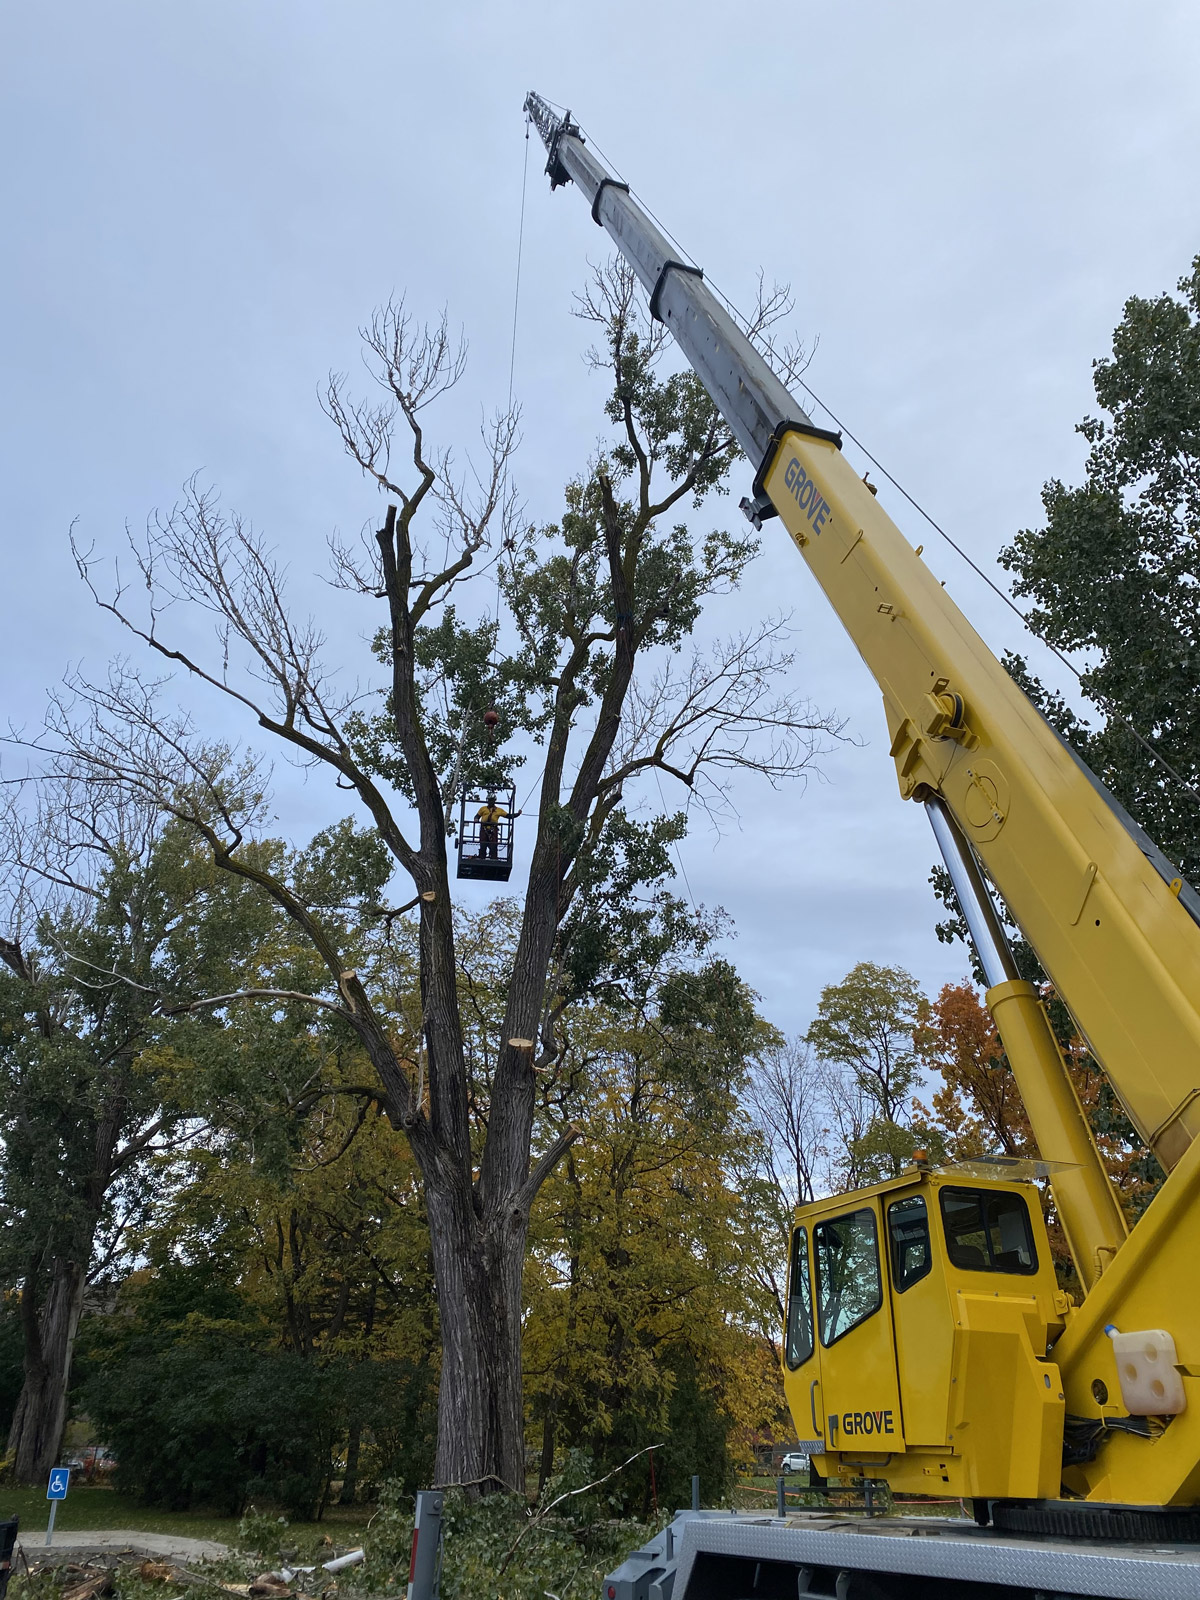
[525,93,1200,1598]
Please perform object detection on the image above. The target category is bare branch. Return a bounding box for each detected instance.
[322,297,467,506]
[602,619,849,823]
[746,1037,829,1208]
[515,1121,582,1214]
[165,987,354,1020]
[67,491,420,875]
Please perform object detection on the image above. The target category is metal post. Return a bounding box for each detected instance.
[406,1491,444,1600]
[777,1476,786,1518]
[691,1474,700,1511]
[864,1480,875,1518]
[44,1502,57,1548]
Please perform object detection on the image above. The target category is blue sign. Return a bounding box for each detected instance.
[46,1468,69,1500]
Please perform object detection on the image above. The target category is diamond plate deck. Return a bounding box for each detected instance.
[604,1509,1200,1599]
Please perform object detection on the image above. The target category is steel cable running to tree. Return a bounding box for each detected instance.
[521,120,710,921]
[453,114,551,878]
[449,116,531,867]
[653,765,698,915]
[491,110,531,678]
[510,113,700,919]
[570,117,1200,816]
[478,119,531,772]
[463,115,534,872]
[485,111,531,681]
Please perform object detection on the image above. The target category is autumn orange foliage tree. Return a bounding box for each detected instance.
[926,983,1033,1162]
[926,979,1162,1281]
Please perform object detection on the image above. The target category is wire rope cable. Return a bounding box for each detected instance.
[653,767,698,914]
[508,114,531,409]
[517,758,546,815]
[570,115,1200,812]
[491,112,531,659]
[547,120,709,905]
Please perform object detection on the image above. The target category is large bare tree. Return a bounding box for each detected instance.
[42,264,842,1493]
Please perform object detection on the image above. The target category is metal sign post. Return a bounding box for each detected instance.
[406,1491,444,1600]
[45,1468,69,1546]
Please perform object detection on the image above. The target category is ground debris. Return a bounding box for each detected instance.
[60,1570,114,1600]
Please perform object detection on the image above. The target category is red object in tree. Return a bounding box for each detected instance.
[483,708,499,740]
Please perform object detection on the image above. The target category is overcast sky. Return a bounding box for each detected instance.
[3,1,1199,1039]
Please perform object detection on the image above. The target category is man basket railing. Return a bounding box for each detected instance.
[456,784,518,882]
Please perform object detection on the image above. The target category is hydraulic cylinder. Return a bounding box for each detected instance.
[988,978,1127,1289]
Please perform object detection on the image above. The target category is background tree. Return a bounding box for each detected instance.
[924,980,1033,1162]
[43,267,842,1494]
[805,962,936,1181]
[741,1037,831,1327]
[745,1038,827,1212]
[925,978,1161,1279]
[522,944,784,1512]
[77,1069,438,1516]
[999,251,1200,882]
[0,783,281,1482]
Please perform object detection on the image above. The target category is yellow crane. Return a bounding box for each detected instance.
[526,93,1200,1595]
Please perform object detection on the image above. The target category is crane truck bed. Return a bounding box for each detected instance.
[605,1507,1200,1598]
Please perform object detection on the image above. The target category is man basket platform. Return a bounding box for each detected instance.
[456,785,517,882]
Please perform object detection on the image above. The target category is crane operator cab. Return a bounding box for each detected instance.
[781,1159,1075,1506]
[456,784,518,882]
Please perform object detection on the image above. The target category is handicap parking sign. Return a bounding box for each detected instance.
[46,1468,69,1500]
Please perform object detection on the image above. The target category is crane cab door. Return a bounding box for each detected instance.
[781,1224,822,1453]
[809,1203,904,1461]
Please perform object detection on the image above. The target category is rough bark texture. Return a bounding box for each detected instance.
[8,1255,88,1482]
[6,1094,126,1483]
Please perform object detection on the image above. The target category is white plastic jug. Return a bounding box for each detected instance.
[1105,1325,1187,1416]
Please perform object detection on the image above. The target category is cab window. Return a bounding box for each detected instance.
[939,1186,1037,1274]
[814,1208,882,1346]
[887,1194,932,1291]
[784,1227,814,1369]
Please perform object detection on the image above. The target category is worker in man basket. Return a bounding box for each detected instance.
[475,792,517,859]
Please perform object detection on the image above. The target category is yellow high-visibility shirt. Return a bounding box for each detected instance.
[475,805,507,824]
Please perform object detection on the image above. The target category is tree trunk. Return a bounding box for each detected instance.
[7,1255,87,1483]
[339,1422,362,1505]
[424,1178,528,1495]
[338,1282,374,1505]
[537,1407,556,1495]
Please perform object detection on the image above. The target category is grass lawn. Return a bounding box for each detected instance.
[0,1485,374,1545]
